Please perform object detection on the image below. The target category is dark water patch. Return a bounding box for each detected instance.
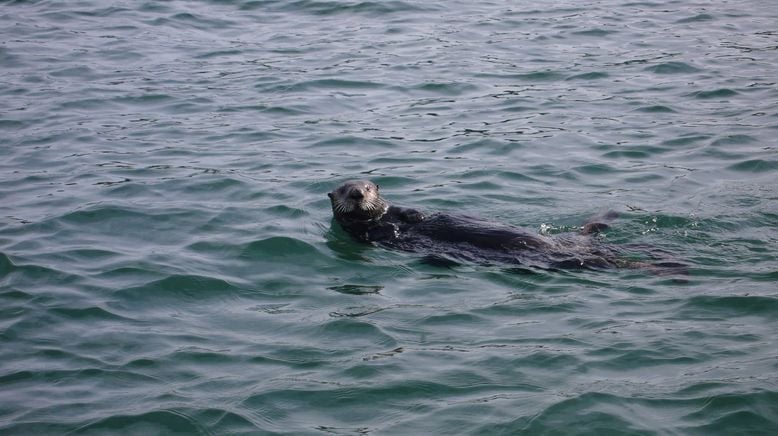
[477,71,565,82]
[194,49,243,59]
[0,287,32,304]
[180,175,248,196]
[171,349,240,366]
[54,206,199,246]
[0,252,17,278]
[316,318,396,348]
[329,304,399,318]
[501,105,535,113]
[634,105,675,113]
[645,62,701,74]
[0,366,161,389]
[448,139,503,155]
[689,88,738,99]
[418,312,484,327]
[565,72,609,81]
[277,0,431,16]
[485,392,644,434]
[573,162,620,176]
[160,101,215,115]
[70,409,207,435]
[691,410,778,435]
[711,134,757,146]
[263,344,350,368]
[457,180,502,192]
[273,78,386,93]
[601,145,672,159]
[113,93,175,106]
[190,408,258,435]
[204,128,284,143]
[413,82,478,95]
[72,6,133,18]
[0,119,28,129]
[572,28,617,37]
[241,378,467,418]
[148,12,238,30]
[727,159,778,173]
[475,298,583,316]
[50,305,132,322]
[623,173,666,183]
[263,204,308,218]
[494,170,539,183]
[114,274,242,304]
[587,348,700,370]
[0,47,26,68]
[676,13,715,23]
[661,135,712,147]
[751,270,778,282]
[2,260,82,289]
[241,237,320,260]
[518,350,581,370]
[328,284,384,295]
[93,265,170,286]
[310,136,396,149]
[49,248,121,264]
[217,104,308,117]
[681,391,778,434]
[678,295,778,320]
[48,65,97,79]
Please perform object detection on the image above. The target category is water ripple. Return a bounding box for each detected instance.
[1,0,777,434]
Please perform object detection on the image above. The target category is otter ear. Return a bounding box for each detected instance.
[327,192,333,199]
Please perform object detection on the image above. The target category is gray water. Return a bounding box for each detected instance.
[1,0,777,434]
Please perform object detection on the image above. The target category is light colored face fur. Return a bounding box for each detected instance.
[328,179,387,220]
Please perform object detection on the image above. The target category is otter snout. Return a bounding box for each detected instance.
[349,190,364,201]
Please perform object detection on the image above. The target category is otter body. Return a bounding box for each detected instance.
[328,180,628,270]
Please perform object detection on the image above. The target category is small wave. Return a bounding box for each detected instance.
[565,72,609,81]
[316,318,397,347]
[571,28,618,37]
[275,0,433,17]
[413,82,479,96]
[634,105,676,113]
[50,305,133,322]
[689,88,739,99]
[711,134,757,146]
[645,61,701,74]
[727,159,778,173]
[676,13,715,23]
[240,236,321,259]
[71,409,207,435]
[114,274,242,303]
[679,295,778,320]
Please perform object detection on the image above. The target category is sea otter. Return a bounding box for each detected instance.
[328,179,685,272]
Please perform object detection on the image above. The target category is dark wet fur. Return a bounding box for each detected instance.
[328,180,686,274]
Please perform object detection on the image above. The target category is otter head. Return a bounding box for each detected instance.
[328,179,389,223]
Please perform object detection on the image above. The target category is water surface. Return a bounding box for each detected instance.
[1,0,777,434]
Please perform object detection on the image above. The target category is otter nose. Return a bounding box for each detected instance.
[350,190,364,200]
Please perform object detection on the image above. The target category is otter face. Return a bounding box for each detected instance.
[328,180,387,221]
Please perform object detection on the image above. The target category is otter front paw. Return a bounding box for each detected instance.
[402,210,425,223]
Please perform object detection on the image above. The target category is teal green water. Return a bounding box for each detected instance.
[2,0,778,434]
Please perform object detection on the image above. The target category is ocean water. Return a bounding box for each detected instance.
[1,0,777,434]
